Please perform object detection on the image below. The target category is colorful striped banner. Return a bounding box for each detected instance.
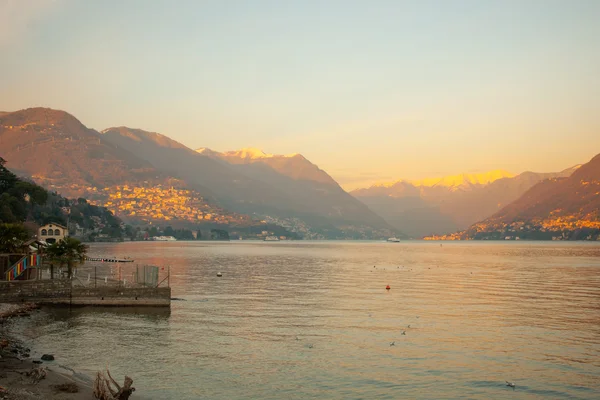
[5,254,41,281]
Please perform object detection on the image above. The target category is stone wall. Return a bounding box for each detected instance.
[0,280,71,303]
[70,286,171,306]
[0,280,171,307]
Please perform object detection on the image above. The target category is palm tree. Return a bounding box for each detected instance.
[44,237,88,279]
[59,237,88,279]
[44,241,63,280]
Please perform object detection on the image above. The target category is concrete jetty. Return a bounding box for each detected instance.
[0,280,171,307]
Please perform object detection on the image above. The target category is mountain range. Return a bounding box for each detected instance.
[100,127,391,237]
[463,153,600,239]
[351,166,580,237]
[1,108,394,239]
[1,107,597,240]
[0,108,158,190]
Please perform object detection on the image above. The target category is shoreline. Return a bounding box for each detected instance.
[0,303,94,399]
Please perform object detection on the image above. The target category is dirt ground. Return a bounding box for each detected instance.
[0,353,94,399]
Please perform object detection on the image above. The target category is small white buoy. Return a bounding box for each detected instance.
[217,272,222,277]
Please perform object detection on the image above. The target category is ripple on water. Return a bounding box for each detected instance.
[16,241,600,399]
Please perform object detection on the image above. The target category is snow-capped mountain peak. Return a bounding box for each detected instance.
[372,170,514,190]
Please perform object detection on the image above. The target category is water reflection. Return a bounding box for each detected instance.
[41,305,171,320]
[16,241,600,399]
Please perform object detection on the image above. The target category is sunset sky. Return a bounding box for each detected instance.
[1,0,599,189]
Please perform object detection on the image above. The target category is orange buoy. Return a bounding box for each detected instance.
[386,285,391,290]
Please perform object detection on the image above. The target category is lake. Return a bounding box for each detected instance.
[14,241,600,399]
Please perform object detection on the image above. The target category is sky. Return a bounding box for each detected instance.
[1,0,599,190]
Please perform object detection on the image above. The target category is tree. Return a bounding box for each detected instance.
[124,225,135,240]
[148,226,159,237]
[0,203,16,222]
[44,241,63,280]
[0,223,30,253]
[0,223,30,276]
[210,229,230,241]
[0,158,49,222]
[45,237,88,279]
[61,237,88,279]
[0,157,17,194]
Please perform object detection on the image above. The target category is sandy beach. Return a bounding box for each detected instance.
[0,304,94,400]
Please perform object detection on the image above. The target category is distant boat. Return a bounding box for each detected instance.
[264,236,280,241]
[387,237,401,243]
[152,236,177,241]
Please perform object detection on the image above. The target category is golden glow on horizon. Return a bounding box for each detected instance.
[372,170,515,189]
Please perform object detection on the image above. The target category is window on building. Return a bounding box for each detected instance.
[47,229,53,236]
[41,229,47,235]
[55,229,61,235]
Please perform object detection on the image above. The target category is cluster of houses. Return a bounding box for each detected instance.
[0,223,67,282]
[89,185,251,225]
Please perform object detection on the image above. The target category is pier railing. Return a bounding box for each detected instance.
[45,262,170,289]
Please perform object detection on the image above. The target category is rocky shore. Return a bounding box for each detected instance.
[0,304,94,399]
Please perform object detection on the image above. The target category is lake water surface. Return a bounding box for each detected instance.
[16,241,600,399]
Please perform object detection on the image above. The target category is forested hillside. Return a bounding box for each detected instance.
[0,156,123,239]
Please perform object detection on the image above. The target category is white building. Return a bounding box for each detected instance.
[38,223,68,244]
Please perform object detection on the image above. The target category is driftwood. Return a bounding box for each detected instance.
[93,369,135,400]
[24,367,47,384]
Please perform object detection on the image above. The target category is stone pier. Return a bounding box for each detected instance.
[0,280,171,307]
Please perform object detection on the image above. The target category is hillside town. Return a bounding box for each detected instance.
[425,214,600,241]
[86,185,253,225]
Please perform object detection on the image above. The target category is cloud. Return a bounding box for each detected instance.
[0,0,62,47]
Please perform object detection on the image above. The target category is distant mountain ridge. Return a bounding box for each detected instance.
[197,147,338,186]
[0,108,159,192]
[100,127,392,238]
[372,169,515,191]
[452,154,600,240]
[5,106,591,240]
[198,147,299,160]
[480,155,599,226]
[352,166,580,238]
[0,108,397,239]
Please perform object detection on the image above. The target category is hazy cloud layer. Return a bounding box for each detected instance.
[0,0,62,47]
